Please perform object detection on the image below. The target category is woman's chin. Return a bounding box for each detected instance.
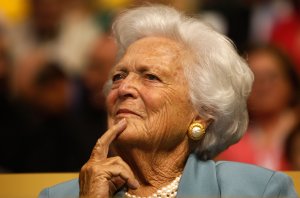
[115,125,148,147]
[115,126,137,142]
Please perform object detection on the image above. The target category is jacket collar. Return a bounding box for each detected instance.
[114,154,220,197]
[177,153,220,197]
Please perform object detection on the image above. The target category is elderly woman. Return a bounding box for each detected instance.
[39,5,297,198]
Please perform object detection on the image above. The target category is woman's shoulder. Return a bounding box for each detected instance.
[38,178,79,198]
[179,154,297,197]
[215,160,296,197]
[215,160,275,177]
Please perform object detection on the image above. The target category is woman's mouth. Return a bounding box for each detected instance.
[116,108,141,118]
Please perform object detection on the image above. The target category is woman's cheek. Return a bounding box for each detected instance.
[106,90,117,111]
[106,92,118,129]
[144,89,171,108]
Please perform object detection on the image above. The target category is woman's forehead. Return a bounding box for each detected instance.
[127,36,183,53]
[116,36,184,70]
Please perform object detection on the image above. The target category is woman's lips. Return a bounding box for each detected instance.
[116,109,141,117]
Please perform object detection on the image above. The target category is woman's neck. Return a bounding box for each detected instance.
[112,138,190,197]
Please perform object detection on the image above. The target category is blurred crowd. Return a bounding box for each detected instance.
[0,0,299,172]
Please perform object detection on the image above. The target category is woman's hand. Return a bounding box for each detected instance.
[79,119,140,198]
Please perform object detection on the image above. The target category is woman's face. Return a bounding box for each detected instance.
[106,36,196,150]
[247,50,292,117]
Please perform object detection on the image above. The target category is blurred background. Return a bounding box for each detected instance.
[0,0,299,173]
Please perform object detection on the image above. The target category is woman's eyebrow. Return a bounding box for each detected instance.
[112,65,128,72]
[137,64,170,73]
[137,65,151,73]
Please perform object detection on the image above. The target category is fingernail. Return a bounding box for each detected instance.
[118,118,127,127]
[129,179,140,189]
[118,118,127,129]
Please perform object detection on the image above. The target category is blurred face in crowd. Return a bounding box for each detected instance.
[106,36,196,150]
[36,78,72,114]
[247,50,293,117]
[30,0,65,34]
[83,35,117,109]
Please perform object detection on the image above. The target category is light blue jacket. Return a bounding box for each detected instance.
[39,154,298,198]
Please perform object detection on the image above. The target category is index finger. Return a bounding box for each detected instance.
[90,118,127,160]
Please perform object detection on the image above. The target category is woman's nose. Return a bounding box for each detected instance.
[117,74,139,99]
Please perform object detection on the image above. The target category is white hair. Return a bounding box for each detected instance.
[111,5,254,159]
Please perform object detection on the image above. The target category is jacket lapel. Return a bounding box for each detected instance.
[177,154,220,198]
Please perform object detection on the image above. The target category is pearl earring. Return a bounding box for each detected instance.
[188,122,205,140]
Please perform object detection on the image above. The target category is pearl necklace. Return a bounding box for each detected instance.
[124,174,181,198]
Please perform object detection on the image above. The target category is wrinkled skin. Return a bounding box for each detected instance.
[79,37,206,197]
[79,119,139,197]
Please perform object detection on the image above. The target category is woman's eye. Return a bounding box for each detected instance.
[145,74,160,81]
[112,73,125,82]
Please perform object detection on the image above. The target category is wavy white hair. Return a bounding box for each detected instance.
[110,5,254,159]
